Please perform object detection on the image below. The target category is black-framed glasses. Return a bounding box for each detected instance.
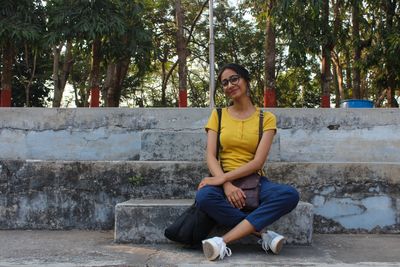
[221,75,240,88]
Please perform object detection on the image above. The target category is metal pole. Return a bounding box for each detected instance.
[209,0,215,108]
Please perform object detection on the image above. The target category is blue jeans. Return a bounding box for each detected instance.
[195,176,299,232]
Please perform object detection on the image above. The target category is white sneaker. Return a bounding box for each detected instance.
[260,230,285,254]
[202,237,232,261]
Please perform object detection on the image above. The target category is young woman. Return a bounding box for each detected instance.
[196,63,299,261]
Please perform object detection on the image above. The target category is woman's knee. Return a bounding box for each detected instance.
[195,186,221,209]
[285,186,300,208]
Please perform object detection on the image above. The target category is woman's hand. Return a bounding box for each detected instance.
[197,176,226,189]
[223,182,246,209]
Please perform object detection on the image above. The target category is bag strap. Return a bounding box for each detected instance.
[258,109,263,144]
[216,108,264,170]
[216,108,222,160]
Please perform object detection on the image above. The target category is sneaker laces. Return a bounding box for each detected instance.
[219,243,232,260]
[258,238,270,252]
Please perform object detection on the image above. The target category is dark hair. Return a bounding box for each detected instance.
[217,63,251,84]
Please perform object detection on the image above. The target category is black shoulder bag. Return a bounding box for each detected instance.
[164,202,216,247]
[164,109,223,246]
[217,108,264,212]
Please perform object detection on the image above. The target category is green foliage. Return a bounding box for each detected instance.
[46,0,125,42]
[0,0,44,44]
[69,42,91,107]
[128,174,144,186]
[276,66,320,107]
[1,0,399,107]
[212,2,265,106]
[0,0,47,106]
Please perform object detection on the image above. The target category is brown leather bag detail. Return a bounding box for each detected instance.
[232,173,261,212]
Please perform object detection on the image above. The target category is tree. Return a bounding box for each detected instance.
[213,1,265,106]
[66,0,125,107]
[142,0,208,107]
[0,0,43,106]
[46,0,77,107]
[103,0,153,107]
[381,0,399,107]
[176,0,188,107]
[320,0,333,107]
[263,0,277,107]
[12,47,51,107]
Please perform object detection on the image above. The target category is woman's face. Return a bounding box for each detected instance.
[220,68,247,100]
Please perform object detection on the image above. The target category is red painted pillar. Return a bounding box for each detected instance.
[0,87,12,107]
[321,95,330,108]
[179,90,187,107]
[264,89,277,107]
[90,86,100,107]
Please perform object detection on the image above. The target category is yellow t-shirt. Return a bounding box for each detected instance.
[205,107,277,172]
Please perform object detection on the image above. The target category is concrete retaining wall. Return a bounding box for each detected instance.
[0,108,399,233]
[1,108,399,162]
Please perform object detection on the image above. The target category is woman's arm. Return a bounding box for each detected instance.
[201,129,247,209]
[205,129,225,177]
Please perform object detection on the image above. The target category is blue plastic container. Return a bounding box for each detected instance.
[340,99,374,108]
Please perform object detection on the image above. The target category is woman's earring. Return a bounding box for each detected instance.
[246,87,251,96]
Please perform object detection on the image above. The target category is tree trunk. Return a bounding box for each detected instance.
[52,40,73,107]
[160,50,168,106]
[320,0,332,108]
[264,0,277,107]
[176,0,187,107]
[360,73,367,99]
[352,0,361,99]
[52,45,61,107]
[155,1,206,107]
[104,63,116,107]
[114,58,130,107]
[59,40,73,102]
[344,49,352,98]
[23,44,37,107]
[1,40,13,107]
[383,0,397,107]
[89,37,102,107]
[320,0,342,108]
[332,61,340,107]
[105,58,130,107]
[332,51,345,107]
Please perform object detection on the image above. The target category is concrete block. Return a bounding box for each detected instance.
[114,199,313,245]
[140,131,280,161]
[140,131,206,161]
[1,160,399,232]
[279,125,400,162]
[1,108,400,162]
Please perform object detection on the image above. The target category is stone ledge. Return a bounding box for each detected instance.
[114,199,313,245]
[1,160,398,232]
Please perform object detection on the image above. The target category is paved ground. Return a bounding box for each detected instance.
[0,230,399,267]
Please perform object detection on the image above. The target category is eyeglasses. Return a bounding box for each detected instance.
[221,75,240,88]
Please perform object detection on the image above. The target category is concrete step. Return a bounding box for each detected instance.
[1,160,398,232]
[2,108,399,162]
[140,131,281,162]
[114,199,314,245]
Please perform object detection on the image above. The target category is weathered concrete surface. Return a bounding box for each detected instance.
[1,108,399,162]
[2,108,400,130]
[114,199,313,245]
[1,160,399,232]
[1,108,399,233]
[267,162,400,233]
[1,230,400,267]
